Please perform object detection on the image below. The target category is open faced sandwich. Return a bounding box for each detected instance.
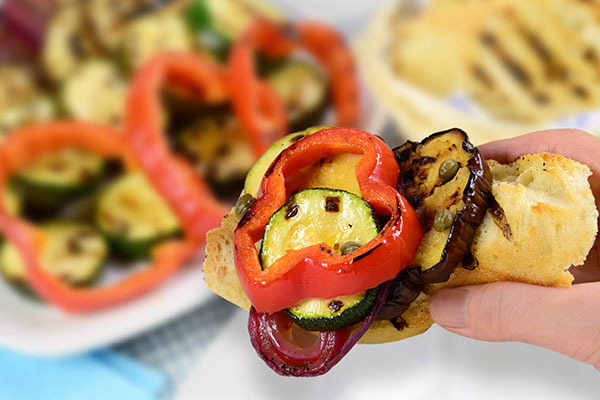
[203,126,598,376]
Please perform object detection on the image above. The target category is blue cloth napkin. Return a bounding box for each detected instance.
[0,347,167,400]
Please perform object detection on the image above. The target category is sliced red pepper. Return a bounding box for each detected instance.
[230,19,360,135]
[295,22,360,128]
[234,128,422,313]
[228,30,289,157]
[125,53,229,242]
[0,122,198,313]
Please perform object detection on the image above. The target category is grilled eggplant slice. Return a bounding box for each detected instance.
[395,128,493,283]
[378,128,493,323]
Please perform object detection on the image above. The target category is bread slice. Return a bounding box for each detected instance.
[384,0,600,124]
[203,153,598,344]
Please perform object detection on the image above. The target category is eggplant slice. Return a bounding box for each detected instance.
[378,128,495,324]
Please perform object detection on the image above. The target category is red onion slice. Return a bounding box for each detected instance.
[2,0,55,49]
[248,282,392,377]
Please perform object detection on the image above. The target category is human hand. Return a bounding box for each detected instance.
[429,129,600,370]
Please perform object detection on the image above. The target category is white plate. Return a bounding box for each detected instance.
[176,310,600,400]
[0,252,213,357]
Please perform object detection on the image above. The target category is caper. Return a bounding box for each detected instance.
[434,209,453,232]
[438,159,459,183]
[340,241,361,255]
[235,193,256,218]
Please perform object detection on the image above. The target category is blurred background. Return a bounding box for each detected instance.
[0,0,599,399]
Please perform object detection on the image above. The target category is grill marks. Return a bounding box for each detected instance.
[468,4,600,118]
[328,300,344,313]
[324,196,341,213]
[285,204,299,219]
[480,32,532,87]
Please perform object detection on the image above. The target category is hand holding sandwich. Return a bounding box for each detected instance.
[430,129,600,370]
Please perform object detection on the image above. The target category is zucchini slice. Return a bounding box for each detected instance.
[196,0,283,42]
[61,61,126,128]
[266,61,328,132]
[394,128,493,284]
[96,172,181,260]
[119,12,193,71]
[3,187,21,217]
[87,0,185,51]
[42,5,98,82]
[261,188,380,331]
[176,114,254,201]
[0,222,108,289]
[0,65,42,110]
[243,126,333,197]
[0,97,55,139]
[14,150,105,212]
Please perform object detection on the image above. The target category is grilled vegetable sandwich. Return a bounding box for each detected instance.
[203,126,598,376]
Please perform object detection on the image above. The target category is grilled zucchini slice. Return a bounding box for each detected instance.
[42,5,98,82]
[87,0,185,51]
[266,61,328,132]
[0,222,108,291]
[119,12,193,71]
[0,97,55,139]
[14,150,105,212]
[261,188,380,331]
[176,113,254,201]
[0,65,42,110]
[243,126,335,197]
[61,61,126,128]
[194,0,282,42]
[96,172,181,260]
[394,128,493,284]
[3,187,21,217]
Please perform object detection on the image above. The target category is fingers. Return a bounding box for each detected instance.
[480,128,600,211]
[429,282,600,369]
[478,129,596,165]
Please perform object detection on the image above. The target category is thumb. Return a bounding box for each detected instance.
[429,281,600,369]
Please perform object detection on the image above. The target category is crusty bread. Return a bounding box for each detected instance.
[386,0,600,123]
[203,210,251,311]
[203,153,598,344]
[354,0,600,144]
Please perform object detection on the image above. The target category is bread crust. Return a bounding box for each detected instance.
[203,153,598,344]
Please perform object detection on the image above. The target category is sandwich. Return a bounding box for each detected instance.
[203,126,598,376]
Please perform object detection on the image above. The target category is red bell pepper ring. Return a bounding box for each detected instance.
[125,53,230,242]
[0,122,198,313]
[233,128,422,313]
[230,19,360,136]
[295,22,360,129]
[228,30,289,157]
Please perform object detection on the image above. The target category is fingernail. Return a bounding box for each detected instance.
[429,288,469,328]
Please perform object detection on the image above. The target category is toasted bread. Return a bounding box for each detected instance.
[387,0,600,124]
